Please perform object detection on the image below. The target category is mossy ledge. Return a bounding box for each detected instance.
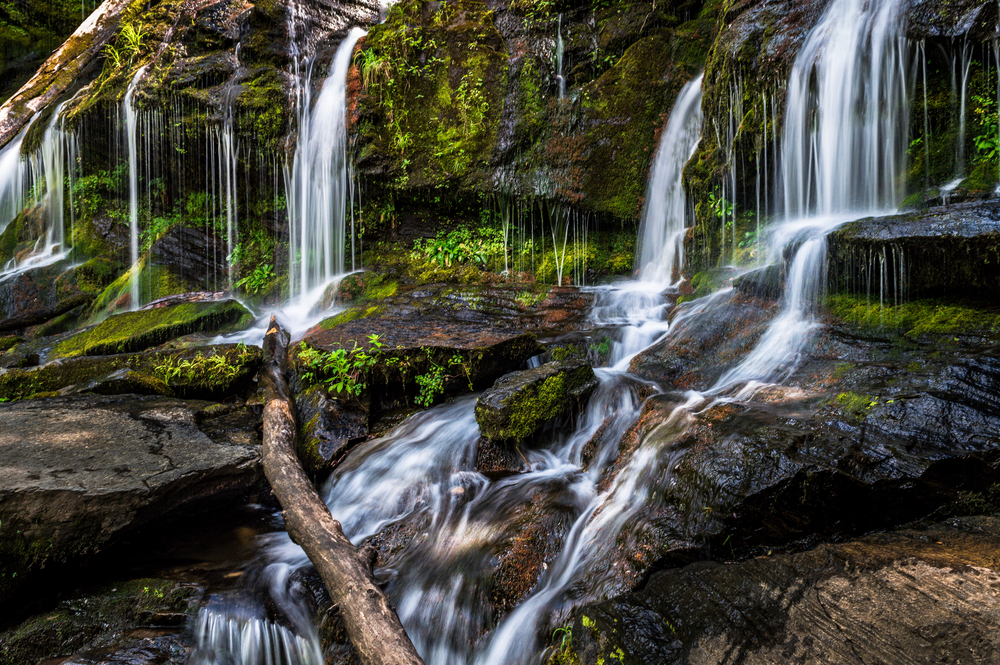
[475,359,598,443]
[51,300,254,359]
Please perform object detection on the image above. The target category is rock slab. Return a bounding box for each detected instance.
[0,395,260,599]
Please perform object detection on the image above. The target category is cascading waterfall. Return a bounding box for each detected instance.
[0,123,33,232]
[286,27,365,302]
[781,0,908,218]
[124,65,147,310]
[635,74,703,285]
[195,1,916,663]
[555,14,565,99]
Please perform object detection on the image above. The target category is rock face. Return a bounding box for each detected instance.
[296,385,368,477]
[475,359,597,443]
[571,514,1000,665]
[828,200,1000,297]
[0,395,261,602]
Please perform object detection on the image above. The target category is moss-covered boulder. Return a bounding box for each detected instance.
[51,299,253,359]
[475,359,597,443]
[0,577,202,664]
[0,343,261,401]
[296,385,368,477]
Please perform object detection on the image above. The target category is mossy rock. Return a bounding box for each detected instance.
[475,359,598,443]
[0,343,262,402]
[0,577,201,664]
[53,299,253,359]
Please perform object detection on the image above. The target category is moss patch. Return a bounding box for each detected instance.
[827,294,1000,339]
[54,300,253,358]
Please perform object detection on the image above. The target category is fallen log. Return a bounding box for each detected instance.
[0,0,134,149]
[0,293,93,334]
[260,316,424,665]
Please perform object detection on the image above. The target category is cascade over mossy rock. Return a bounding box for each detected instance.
[828,200,1000,298]
[50,299,253,359]
[475,358,598,443]
[569,514,1000,665]
[0,394,261,607]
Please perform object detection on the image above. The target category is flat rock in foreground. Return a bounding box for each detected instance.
[573,514,1000,664]
[0,394,261,600]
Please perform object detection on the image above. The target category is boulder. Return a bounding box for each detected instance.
[828,200,1000,298]
[296,385,368,477]
[0,344,262,401]
[47,299,253,360]
[570,514,1000,665]
[475,359,598,444]
[0,395,261,603]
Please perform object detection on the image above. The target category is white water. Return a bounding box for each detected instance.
[555,14,565,99]
[1,107,75,279]
[286,28,365,300]
[194,0,915,661]
[636,74,703,286]
[0,122,32,232]
[125,65,148,310]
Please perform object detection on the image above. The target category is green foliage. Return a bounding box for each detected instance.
[707,190,734,220]
[299,334,385,399]
[413,352,466,406]
[835,391,882,421]
[972,92,998,162]
[154,343,254,387]
[101,21,147,73]
[236,263,274,295]
[413,228,504,268]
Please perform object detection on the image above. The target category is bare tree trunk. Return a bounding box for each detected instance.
[0,0,133,149]
[260,317,425,665]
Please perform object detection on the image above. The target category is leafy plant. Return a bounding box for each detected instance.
[298,335,386,399]
[972,92,998,162]
[708,191,734,220]
[236,263,274,295]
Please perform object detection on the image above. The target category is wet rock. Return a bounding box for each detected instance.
[295,385,368,477]
[49,299,253,360]
[628,292,777,390]
[0,577,202,665]
[0,395,261,603]
[571,514,1000,665]
[828,200,1000,298]
[475,359,597,444]
[148,225,229,290]
[732,264,783,300]
[299,287,546,409]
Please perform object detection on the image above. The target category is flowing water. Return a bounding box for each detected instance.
[192,0,916,660]
[125,65,148,309]
[286,27,366,301]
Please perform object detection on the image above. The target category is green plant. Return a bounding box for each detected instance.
[972,92,998,162]
[237,264,274,295]
[155,347,253,387]
[413,352,466,406]
[708,191,734,220]
[298,335,385,400]
[102,21,146,71]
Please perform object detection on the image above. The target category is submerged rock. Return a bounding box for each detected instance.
[571,514,1000,664]
[475,359,597,443]
[0,395,261,603]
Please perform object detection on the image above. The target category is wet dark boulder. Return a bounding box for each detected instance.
[732,264,783,300]
[0,395,261,606]
[148,225,230,289]
[475,359,598,444]
[0,577,203,665]
[295,385,368,477]
[298,286,547,411]
[569,514,1000,665]
[828,200,1000,298]
[628,292,777,390]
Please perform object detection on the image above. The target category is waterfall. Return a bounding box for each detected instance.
[555,14,565,99]
[125,65,147,310]
[635,74,703,285]
[0,122,33,232]
[781,0,908,217]
[286,27,365,301]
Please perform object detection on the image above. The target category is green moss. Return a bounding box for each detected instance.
[237,68,289,153]
[835,391,880,421]
[54,300,253,359]
[319,307,370,330]
[828,294,1000,338]
[75,257,125,294]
